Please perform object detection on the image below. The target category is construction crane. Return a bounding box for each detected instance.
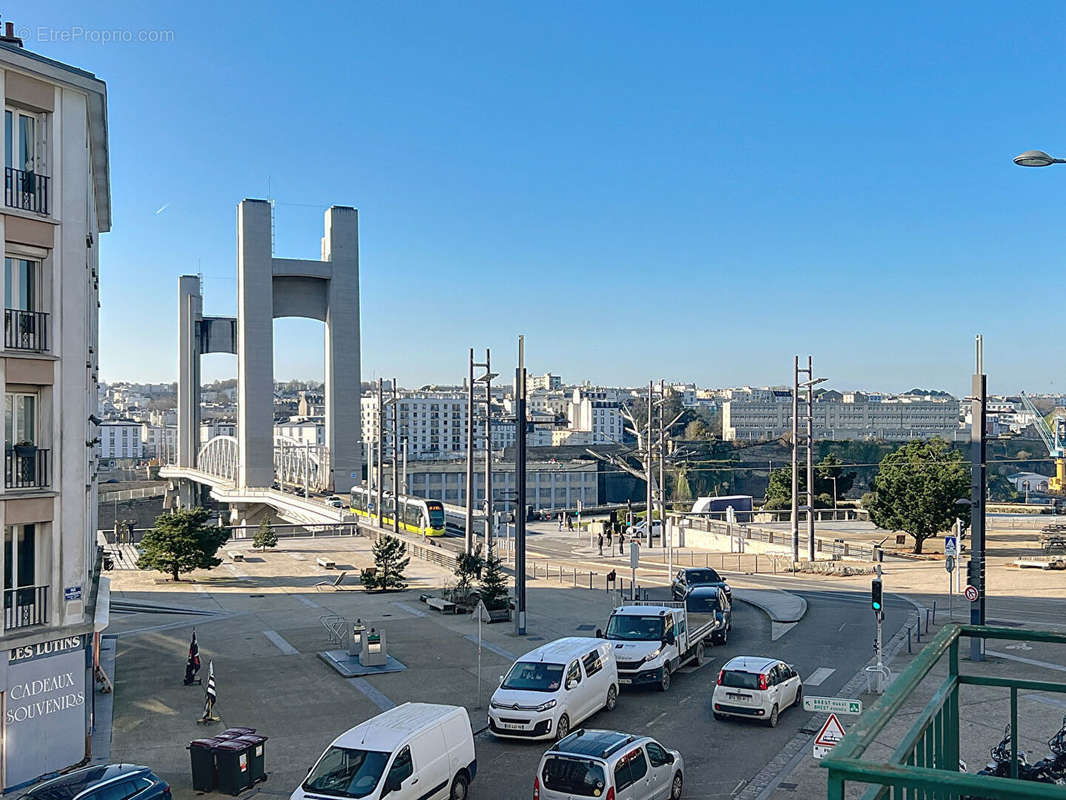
[1020,392,1066,493]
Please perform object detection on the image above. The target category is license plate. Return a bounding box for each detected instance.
[619,678,632,685]
[727,693,751,701]
[500,722,525,730]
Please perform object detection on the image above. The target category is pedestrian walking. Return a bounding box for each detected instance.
[567,515,574,532]
[606,530,613,550]
[597,532,604,556]
[557,513,563,531]
[619,532,625,555]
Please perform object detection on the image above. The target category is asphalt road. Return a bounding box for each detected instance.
[468,579,910,799]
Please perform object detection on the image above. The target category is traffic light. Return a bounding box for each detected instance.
[871,579,883,612]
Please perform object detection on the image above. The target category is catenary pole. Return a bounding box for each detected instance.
[484,349,493,554]
[807,355,816,562]
[791,356,799,563]
[514,336,528,635]
[392,378,399,534]
[376,377,384,528]
[465,348,475,554]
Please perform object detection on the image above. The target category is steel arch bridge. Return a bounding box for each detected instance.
[193,434,331,493]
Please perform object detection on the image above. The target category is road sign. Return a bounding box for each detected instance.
[803,696,863,715]
[815,713,847,748]
[964,584,979,602]
[813,744,833,759]
[630,541,640,570]
[944,535,958,558]
[945,555,956,573]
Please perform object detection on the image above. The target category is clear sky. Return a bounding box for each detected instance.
[14,1,1066,396]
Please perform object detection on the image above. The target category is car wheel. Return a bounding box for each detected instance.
[794,685,802,709]
[605,684,618,711]
[671,770,684,799]
[659,666,671,692]
[555,713,571,740]
[449,773,469,800]
[694,642,705,667]
[767,704,779,728]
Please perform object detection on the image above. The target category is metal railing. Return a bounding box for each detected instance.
[675,514,877,560]
[4,308,48,351]
[824,623,1066,799]
[5,167,49,214]
[5,447,50,489]
[4,585,49,630]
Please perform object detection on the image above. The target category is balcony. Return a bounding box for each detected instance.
[5,309,48,351]
[5,167,50,215]
[4,585,48,631]
[5,446,50,489]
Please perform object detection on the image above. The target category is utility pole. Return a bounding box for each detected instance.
[807,355,816,563]
[377,378,384,528]
[465,349,475,554]
[514,336,528,635]
[392,378,399,534]
[659,379,666,549]
[791,356,800,563]
[484,349,493,554]
[970,335,987,661]
[646,380,654,548]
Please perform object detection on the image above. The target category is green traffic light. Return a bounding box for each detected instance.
[871,579,883,611]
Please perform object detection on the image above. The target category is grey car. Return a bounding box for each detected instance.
[536,729,684,800]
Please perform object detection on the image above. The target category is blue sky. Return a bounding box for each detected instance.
[15,1,1066,395]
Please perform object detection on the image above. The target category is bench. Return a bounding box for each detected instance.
[315,571,351,591]
[426,597,457,614]
[228,551,245,562]
[316,557,336,569]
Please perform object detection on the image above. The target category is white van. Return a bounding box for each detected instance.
[291,703,476,800]
[488,637,618,741]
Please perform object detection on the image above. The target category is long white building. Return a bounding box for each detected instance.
[0,31,110,790]
[723,391,965,442]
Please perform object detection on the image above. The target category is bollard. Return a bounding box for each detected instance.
[916,622,921,643]
[907,626,912,654]
[925,608,931,634]
[932,601,937,625]
[589,571,593,590]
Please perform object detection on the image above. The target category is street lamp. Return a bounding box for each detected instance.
[1013,150,1066,167]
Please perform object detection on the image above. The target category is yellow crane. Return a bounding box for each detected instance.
[1020,392,1066,493]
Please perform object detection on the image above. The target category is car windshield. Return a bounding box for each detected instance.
[685,569,722,584]
[721,670,761,689]
[605,614,666,641]
[685,592,722,613]
[302,746,390,798]
[501,661,565,692]
[541,756,607,797]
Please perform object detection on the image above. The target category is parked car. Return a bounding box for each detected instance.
[292,703,475,800]
[625,520,662,540]
[20,765,171,800]
[712,656,802,727]
[489,638,618,741]
[536,729,685,800]
[326,496,345,508]
[671,567,732,602]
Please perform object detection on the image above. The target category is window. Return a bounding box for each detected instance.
[5,392,36,445]
[4,257,38,311]
[4,524,36,593]
[387,746,413,785]
[613,749,648,791]
[581,649,603,677]
[645,742,672,768]
[5,109,39,173]
[566,660,582,688]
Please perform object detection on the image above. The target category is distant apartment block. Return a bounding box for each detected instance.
[529,372,563,391]
[567,386,624,444]
[98,420,142,460]
[403,458,598,510]
[723,390,965,442]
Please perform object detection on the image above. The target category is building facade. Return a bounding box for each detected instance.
[0,33,110,791]
[723,391,965,442]
[567,387,624,444]
[400,458,598,510]
[97,420,142,460]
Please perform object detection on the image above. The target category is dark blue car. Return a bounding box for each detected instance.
[671,567,731,602]
[20,765,170,800]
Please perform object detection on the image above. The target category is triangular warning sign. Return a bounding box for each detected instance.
[815,713,846,746]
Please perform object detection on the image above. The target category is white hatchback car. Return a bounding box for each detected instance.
[712,656,802,727]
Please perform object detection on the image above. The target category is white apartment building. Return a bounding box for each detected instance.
[529,372,562,391]
[362,393,468,460]
[200,419,236,443]
[568,387,624,444]
[275,418,325,446]
[527,389,571,418]
[0,32,110,790]
[98,420,142,460]
[140,422,177,461]
[723,391,965,442]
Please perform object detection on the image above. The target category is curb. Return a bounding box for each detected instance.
[734,588,808,624]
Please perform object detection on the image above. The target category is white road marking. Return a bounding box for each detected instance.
[647,711,668,727]
[294,595,321,609]
[349,678,395,711]
[987,650,1066,673]
[804,667,836,686]
[771,621,797,641]
[263,629,299,655]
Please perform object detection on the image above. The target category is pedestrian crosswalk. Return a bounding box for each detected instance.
[804,667,836,686]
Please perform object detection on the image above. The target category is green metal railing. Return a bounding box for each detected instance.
[823,623,1066,799]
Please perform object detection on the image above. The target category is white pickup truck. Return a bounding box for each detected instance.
[596,593,731,692]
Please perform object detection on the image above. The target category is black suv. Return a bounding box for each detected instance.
[671,567,731,602]
[20,765,170,800]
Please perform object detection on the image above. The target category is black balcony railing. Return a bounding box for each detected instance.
[5,309,48,351]
[4,585,49,630]
[5,447,50,489]
[5,167,50,214]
